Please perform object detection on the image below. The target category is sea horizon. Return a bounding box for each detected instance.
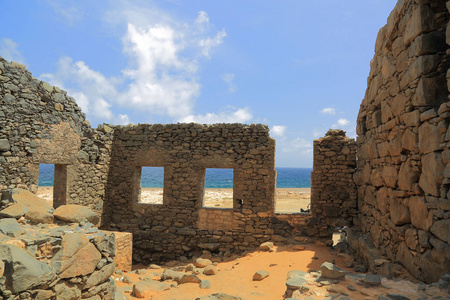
[38,165,312,188]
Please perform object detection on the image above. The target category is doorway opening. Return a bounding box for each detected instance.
[37,163,67,208]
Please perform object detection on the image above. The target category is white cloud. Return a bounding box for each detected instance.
[40,5,229,126]
[221,73,236,93]
[280,137,313,154]
[40,56,116,121]
[271,125,286,138]
[0,38,26,64]
[195,11,210,32]
[320,107,336,115]
[199,29,226,58]
[120,23,200,118]
[332,118,350,128]
[117,114,131,125]
[180,107,252,124]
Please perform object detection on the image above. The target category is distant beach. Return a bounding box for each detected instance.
[37,165,312,213]
[37,186,311,213]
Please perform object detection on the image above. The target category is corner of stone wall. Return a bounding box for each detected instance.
[310,129,358,236]
[354,0,450,283]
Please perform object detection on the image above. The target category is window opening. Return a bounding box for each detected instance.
[138,166,164,204]
[202,168,233,209]
[275,167,311,214]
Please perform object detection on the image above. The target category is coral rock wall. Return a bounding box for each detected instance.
[311,129,358,231]
[0,57,112,217]
[102,123,280,263]
[355,0,450,283]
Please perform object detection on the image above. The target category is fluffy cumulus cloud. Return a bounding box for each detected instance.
[40,56,117,120]
[120,23,200,118]
[180,107,252,124]
[271,125,286,138]
[39,4,248,126]
[0,38,26,65]
[320,107,336,115]
[332,118,350,128]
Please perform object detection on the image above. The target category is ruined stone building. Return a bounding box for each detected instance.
[0,0,448,284]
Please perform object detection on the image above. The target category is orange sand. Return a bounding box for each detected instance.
[116,244,353,300]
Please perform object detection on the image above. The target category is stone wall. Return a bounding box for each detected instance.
[0,57,112,218]
[354,0,449,283]
[311,129,358,233]
[101,123,285,263]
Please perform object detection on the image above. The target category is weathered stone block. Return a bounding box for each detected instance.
[382,166,398,188]
[398,159,420,191]
[413,76,447,107]
[390,198,411,225]
[419,152,445,196]
[430,220,450,244]
[0,139,10,151]
[404,4,438,45]
[409,196,433,231]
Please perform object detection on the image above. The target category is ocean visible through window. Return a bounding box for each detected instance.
[38,164,312,188]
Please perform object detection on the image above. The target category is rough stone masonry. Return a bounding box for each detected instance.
[354,0,450,283]
[0,0,449,286]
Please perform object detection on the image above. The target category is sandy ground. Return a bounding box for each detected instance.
[117,243,348,300]
[37,187,311,213]
[113,243,441,300]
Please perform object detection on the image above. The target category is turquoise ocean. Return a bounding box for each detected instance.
[38,164,312,188]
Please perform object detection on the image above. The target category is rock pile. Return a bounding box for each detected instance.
[284,262,450,299]
[0,189,117,299]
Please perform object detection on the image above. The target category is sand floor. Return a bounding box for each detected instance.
[37,187,311,213]
[114,243,438,300]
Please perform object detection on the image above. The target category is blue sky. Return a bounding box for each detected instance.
[0,0,397,167]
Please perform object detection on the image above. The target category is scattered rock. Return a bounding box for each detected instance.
[0,218,25,237]
[199,280,211,289]
[53,204,99,225]
[259,241,273,251]
[185,263,195,272]
[361,274,382,286]
[149,264,161,269]
[0,244,56,293]
[210,293,242,300]
[0,203,29,219]
[24,210,54,224]
[161,269,184,282]
[204,265,218,275]
[253,270,270,281]
[195,258,212,268]
[354,264,367,273]
[132,280,170,298]
[319,262,348,279]
[123,275,132,284]
[178,274,202,284]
